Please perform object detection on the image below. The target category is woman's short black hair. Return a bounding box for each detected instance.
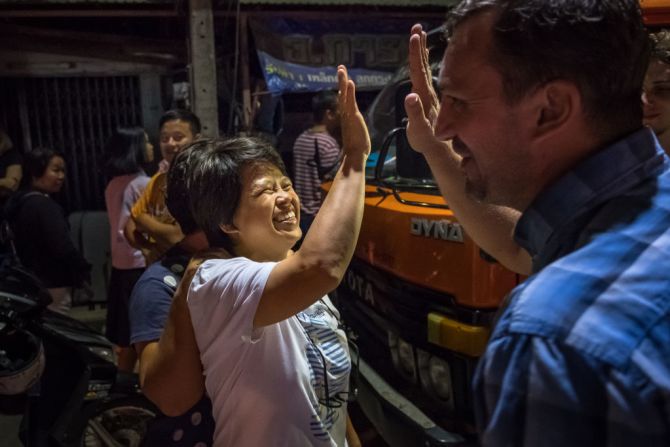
[165,143,199,237]
[169,137,285,253]
[22,147,65,187]
[103,127,148,178]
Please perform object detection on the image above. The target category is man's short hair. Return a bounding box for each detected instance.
[312,90,338,123]
[446,0,650,139]
[171,137,286,253]
[159,109,202,136]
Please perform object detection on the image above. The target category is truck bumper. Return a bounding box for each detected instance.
[352,347,467,446]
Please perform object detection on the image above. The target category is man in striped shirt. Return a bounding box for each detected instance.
[293,90,341,238]
[405,0,670,445]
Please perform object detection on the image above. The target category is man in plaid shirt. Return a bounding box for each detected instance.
[405,0,670,445]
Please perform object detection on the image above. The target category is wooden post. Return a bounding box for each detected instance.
[189,0,219,137]
[139,73,162,146]
[16,79,32,152]
[240,13,252,132]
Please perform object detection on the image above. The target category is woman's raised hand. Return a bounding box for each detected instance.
[337,65,371,161]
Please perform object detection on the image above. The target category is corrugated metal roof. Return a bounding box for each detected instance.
[0,0,171,4]
[240,0,455,4]
[0,0,454,5]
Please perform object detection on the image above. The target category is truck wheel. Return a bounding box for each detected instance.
[79,396,157,447]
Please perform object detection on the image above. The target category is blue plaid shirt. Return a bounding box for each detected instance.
[472,128,670,446]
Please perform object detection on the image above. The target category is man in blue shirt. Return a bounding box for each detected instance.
[404,0,670,445]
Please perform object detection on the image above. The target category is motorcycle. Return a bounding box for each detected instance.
[0,221,157,446]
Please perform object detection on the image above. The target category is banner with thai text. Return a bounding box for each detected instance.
[249,17,438,94]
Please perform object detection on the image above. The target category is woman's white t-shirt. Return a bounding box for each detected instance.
[188,257,351,447]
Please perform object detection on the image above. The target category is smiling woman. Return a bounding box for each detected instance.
[169,66,369,447]
[229,162,302,259]
[5,148,91,314]
[175,136,299,260]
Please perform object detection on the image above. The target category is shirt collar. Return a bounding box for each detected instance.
[515,128,667,269]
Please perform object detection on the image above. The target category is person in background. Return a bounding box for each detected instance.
[6,148,90,314]
[292,90,341,238]
[405,0,669,445]
[102,127,153,372]
[0,129,22,207]
[128,141,214,446]
[125,109,201,264]
[644,29,670,153]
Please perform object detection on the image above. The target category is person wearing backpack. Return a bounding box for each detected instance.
[5,147,90,314]
[292,90,341,240]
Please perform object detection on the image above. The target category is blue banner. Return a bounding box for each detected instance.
[258,50,394,94]
[249,17,439,94]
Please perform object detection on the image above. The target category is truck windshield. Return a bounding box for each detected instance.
[364,73,440,196]
[364,31,445,196]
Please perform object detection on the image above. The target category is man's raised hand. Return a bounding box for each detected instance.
[404,24,451,155]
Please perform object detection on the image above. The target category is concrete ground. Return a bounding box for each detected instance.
[0,414,22,447]
[0,304,388,446]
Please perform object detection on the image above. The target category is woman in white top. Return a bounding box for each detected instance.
[174,67,368,446]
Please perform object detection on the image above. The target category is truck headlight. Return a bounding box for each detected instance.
[418,349,454,408]
[388,331,417,383]
[428,357,452,401]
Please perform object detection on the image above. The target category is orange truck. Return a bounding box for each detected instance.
[327,4,666,446]
[326,26,517,446]
[643,0,670,25]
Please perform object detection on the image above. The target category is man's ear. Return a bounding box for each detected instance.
[220,223,239,236]
[533,80,580,139]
